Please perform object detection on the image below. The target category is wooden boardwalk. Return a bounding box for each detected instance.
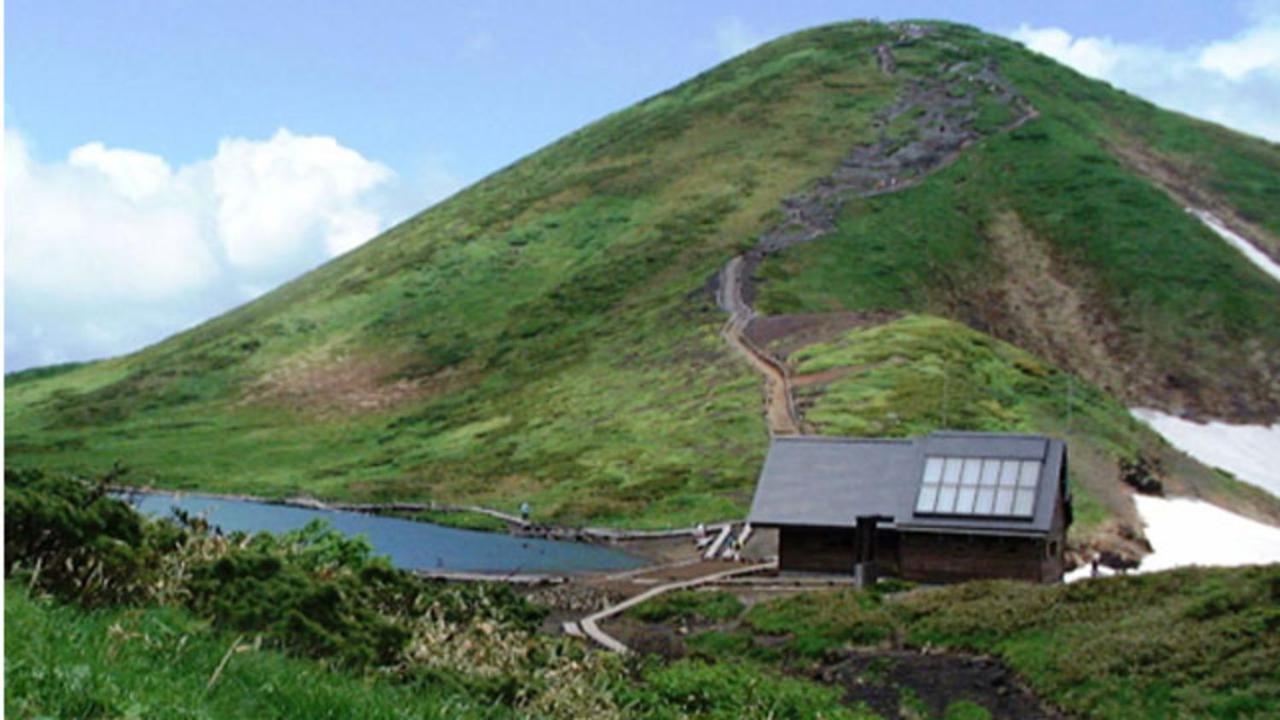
[571,561,777,654]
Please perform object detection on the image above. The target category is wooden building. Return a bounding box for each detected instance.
[748,432,1071,584]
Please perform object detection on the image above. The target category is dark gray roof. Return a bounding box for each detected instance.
[747,431,1066,536]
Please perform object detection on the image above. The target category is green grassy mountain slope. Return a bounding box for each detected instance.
[7,21,1280,546]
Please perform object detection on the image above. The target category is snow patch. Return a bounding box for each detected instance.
[1067,495,1280,582]
[1187,208,1280,284]
[1131,408,1280,498]
[1134,495,1280,572]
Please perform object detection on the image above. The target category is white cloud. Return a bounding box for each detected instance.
[1009,13,1280,142]
[211,129,391,270]
[4,127,401,370]
[1006,26,1118,78]
[6,131,214,303]
[1198,20,1280,80]
[714,17,766,59]
[68,142,174,201]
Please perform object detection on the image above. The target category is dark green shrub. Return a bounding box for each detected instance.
[4,466,180,606]
[630,590,745,624]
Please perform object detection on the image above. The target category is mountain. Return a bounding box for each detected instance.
[7,20,1280,560]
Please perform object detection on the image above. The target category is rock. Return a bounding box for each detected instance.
[1120,456,1165,495]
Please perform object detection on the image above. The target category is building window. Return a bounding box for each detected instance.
[1047,540,1058,558]
[915,456,1041,518]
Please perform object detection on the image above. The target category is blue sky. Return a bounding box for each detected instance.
[7,1,1280,370]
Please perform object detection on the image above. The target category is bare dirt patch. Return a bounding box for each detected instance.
[242,352,437,416]
[821,649,1063,720]
[984,211,1133,401]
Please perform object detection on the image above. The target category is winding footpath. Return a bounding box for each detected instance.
[716,256,802,436]
[713,46,1040,438]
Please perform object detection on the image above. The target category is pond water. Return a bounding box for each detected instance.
[122,491,644,575]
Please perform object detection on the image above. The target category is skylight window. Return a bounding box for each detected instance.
[914,456,1041,518]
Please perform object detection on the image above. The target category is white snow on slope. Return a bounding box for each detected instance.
[1134,495,1280,571]
[1131,408,1280,498]
[1066,495,1280,581]
[1188,208,1280,283]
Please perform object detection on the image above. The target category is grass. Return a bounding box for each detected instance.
[626,590,745,624]
[6,584,875,720]
[4,585,499,719]
[621,657,879,719]
[631,565,1280,719]
[944,700,992,720]
[900,566,1280,718]
[789,315,1122,440]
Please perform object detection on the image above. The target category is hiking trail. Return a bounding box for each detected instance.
[714,36,1038,436]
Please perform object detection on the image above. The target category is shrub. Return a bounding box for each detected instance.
[622,658,874,719]
[4,466,182,606]
[629,590,745,624]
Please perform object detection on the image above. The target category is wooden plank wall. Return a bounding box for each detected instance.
[897,531,1047,583]
[778,526,857,573]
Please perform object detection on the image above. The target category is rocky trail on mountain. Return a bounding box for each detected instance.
[715,33,1039,436]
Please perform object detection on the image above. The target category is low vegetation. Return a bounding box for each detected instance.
[626,589,745,624]
[659,568,1280,718]
[5,587,498,719]
[4,468,865,718]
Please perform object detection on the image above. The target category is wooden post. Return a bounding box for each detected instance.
[852,516,882,589]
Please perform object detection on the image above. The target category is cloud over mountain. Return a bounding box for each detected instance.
[1010,9,1280,141]
[4,128,397,370]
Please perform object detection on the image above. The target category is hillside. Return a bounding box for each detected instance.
[7,20,1280,555]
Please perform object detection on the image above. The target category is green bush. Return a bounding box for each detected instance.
[745,589,895,658]
[629,590,745,624]
[5,469,546,673]
[622,658,874,719]
[4,466,182,606]
[183,538,412,667]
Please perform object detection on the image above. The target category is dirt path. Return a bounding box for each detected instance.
[716,256,801,435]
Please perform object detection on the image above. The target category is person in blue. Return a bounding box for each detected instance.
[520,501,531,524]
